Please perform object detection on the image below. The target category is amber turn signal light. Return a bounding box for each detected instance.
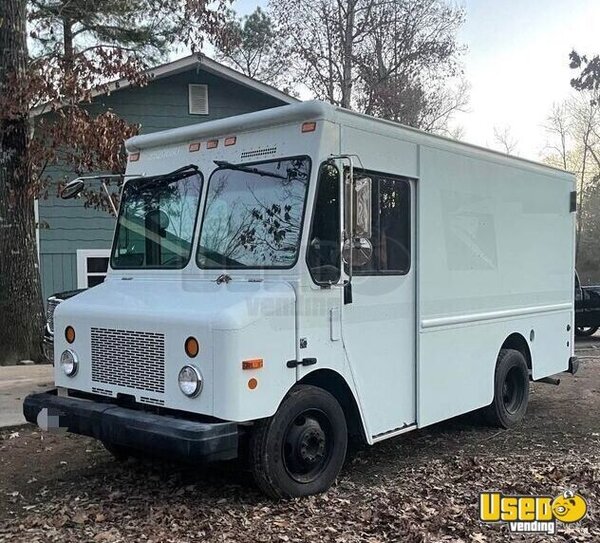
[185,337,199,358]
[248,378,258,390]
[242,358,263,370]
[65,326,76,344]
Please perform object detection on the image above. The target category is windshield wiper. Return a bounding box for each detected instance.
[131,164,200,191]
[214,160,287,180]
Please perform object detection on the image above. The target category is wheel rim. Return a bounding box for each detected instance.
[282,409,333,484]
[502,366,525,414]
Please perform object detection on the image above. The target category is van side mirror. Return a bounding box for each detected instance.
[354,176,372,239]
[61,179,85,199]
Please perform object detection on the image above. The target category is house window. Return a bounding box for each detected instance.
[188,84,209,115]
[77,249,110,289]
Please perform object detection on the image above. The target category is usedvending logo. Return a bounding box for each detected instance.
[479,490,588,535]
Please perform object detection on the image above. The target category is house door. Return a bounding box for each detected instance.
[341,173,416,439]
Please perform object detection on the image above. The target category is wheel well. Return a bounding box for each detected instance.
[501,333,532,370]
[298,369,366,443]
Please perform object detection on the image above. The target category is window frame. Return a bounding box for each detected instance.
[76,249,110,288]
[196,155,312,271]
[188,84,209,115]
[352,170,412,277]
[110,171,205,271]
[305,161,342,287]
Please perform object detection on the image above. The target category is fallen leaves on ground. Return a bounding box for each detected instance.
[0,355,599,543]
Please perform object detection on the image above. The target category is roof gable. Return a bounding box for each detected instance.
[32,54,298,117]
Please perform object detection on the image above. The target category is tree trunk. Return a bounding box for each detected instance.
[0,0,45,364]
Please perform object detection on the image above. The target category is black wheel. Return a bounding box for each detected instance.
[575,326,599,337]
[249,385,347,499]
[483,349,530,429]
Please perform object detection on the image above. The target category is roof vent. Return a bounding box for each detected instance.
[240,146,277,160]
[188,84,208,115]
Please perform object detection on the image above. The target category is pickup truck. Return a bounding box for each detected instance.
[575,272,600,336]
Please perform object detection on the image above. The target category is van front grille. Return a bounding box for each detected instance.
[91,328,165,394]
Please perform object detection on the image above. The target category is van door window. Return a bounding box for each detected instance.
[307,164,341,284]
[355,174,410,275]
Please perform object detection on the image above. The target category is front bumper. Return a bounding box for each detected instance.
[23,390,239,462]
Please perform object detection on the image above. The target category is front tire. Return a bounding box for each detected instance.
[575,325,599,337]
[483,348,529,429]
[249,385,347,499]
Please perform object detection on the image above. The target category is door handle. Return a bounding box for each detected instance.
[286,358,317,368]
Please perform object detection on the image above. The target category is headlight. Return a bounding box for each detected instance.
[178,365,202,397]
[60,349,78,376]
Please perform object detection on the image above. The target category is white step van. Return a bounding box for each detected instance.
[25,101,577,498]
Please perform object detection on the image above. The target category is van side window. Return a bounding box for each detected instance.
[307,164,341,284]
[357,175,410,275]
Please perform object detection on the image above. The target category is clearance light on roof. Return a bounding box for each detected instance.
[302,121,317,133]
[224,136,237,147]
[207,139,219,149]
[189,142,201,152]
[129,152,140,162]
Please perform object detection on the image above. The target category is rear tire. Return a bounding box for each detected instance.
[483,348,529,429]
[249,385,347,499]
[575,326,599,337]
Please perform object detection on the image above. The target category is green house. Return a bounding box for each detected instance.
[36,54,296,299]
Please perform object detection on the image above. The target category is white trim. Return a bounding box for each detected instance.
[420,303,572,330]
[198,56,297,104]
[188,83,209,115]
[31,54,297,117]
[76,249,111,289]
[34,199,40,261]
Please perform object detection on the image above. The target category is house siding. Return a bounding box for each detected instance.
[38,67,287,299]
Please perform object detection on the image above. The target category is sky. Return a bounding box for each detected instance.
[213,0,600,161]
[455,0,600,160]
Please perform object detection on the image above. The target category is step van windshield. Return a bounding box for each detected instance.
[111,168,203,269]
[197,157,311,269]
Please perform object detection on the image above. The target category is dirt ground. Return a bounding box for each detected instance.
[1,340,599,543]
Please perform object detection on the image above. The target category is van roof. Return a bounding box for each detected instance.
[125,100,573,178]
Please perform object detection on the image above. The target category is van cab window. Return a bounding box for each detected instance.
[111,169,203,269]
[307,164,341,284]
[354,174,410,275]
[197,157,310,269]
